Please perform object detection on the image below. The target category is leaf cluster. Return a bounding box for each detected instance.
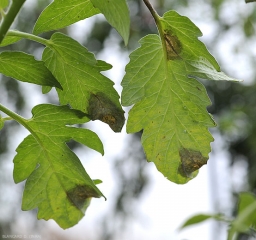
[0,0,240,229]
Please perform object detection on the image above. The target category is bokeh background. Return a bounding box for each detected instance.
[0,0,256,239]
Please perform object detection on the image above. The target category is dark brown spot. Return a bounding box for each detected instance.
[66,185,100,210]
[87,92,125,132]
[178,148,207,177]
[164,30,182,60]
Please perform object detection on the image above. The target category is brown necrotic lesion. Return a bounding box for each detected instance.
[178,148,208,177]
[163,30,182,60]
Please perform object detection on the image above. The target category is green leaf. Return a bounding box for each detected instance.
[33,0,100,35]
[42,32,125,132]
[179,213,224,229]
[0,51,62,89]
[121,11,239,184]
[229,193,256,234]
[13,104,104,229]
[0,32,22,47]
[0,0,9,9]
[90,0,130,45]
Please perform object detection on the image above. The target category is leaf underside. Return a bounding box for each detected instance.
[13,104,104,229]
[0,51,62,88]
[33,0,100,35]
[121,11,239,184]
[42,32,125,132]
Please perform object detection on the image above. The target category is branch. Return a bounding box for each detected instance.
[0,0,26,44]
[245,0,256,2]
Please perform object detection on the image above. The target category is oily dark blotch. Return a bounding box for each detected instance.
[163,30,182,60]
[66,185,100,210]
[87,92,125,132]
[178,148,208,177]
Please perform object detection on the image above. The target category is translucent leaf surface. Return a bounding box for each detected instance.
[42,33,125,132]
[33,0,100,35]
[121,11,240,184]
[13,104,104,229]
[0,51,62,88]
[90,0,130,45]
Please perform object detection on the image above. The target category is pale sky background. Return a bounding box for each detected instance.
[1,0,254,239]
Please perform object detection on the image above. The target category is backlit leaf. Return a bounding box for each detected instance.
[42,32,125,132]
[90,0,130,45]
[33,0,100,35]
[13,104,104,229]
[121,11,240,184]
[0,51,62,88]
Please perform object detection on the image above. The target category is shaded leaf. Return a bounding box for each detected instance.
[121,11,239,184]
[33,0,100,35]
[229,193,256,234]
[0,51,62,88]
[42,32,125,132]
[13,104,104,229]
[90,0,130,45]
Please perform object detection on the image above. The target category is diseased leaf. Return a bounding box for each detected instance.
[90,0,130,45]
[33,0,99,35]
[0,51,62,88]
[42,32,125,132]
[13,104,104,229]
[121,11,240,184]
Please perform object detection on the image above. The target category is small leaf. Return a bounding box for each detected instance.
[180,214,222,229]
[0,0,9,9]
[33,0,100,35]
[121,11,239,184]
[13,104,104,229]
[42,32,125,132]
[0,51,62,88]
[90,0,130,45]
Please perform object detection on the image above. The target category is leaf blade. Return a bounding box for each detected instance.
[13,104,104,229]
[33,0,100,35]
[90,0,130,45]
[0,51,62,88]
[121,11,239,184]
[42,32,125,132]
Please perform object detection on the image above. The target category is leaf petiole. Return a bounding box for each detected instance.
[0,103,29,129]
[7,30,50,46]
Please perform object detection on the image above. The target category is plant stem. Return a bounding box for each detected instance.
[7,30,50,46]
[0,0,26,44]
[245,0,256,3]
[0,103,28,128]
[142,0,167,60]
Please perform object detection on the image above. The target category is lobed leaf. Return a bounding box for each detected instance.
[90,0,130,45]
[0,51,62,88]
[33,0,100,35]
[121,11,239,184]
[42,32,125,132]
[13,104,104,229]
